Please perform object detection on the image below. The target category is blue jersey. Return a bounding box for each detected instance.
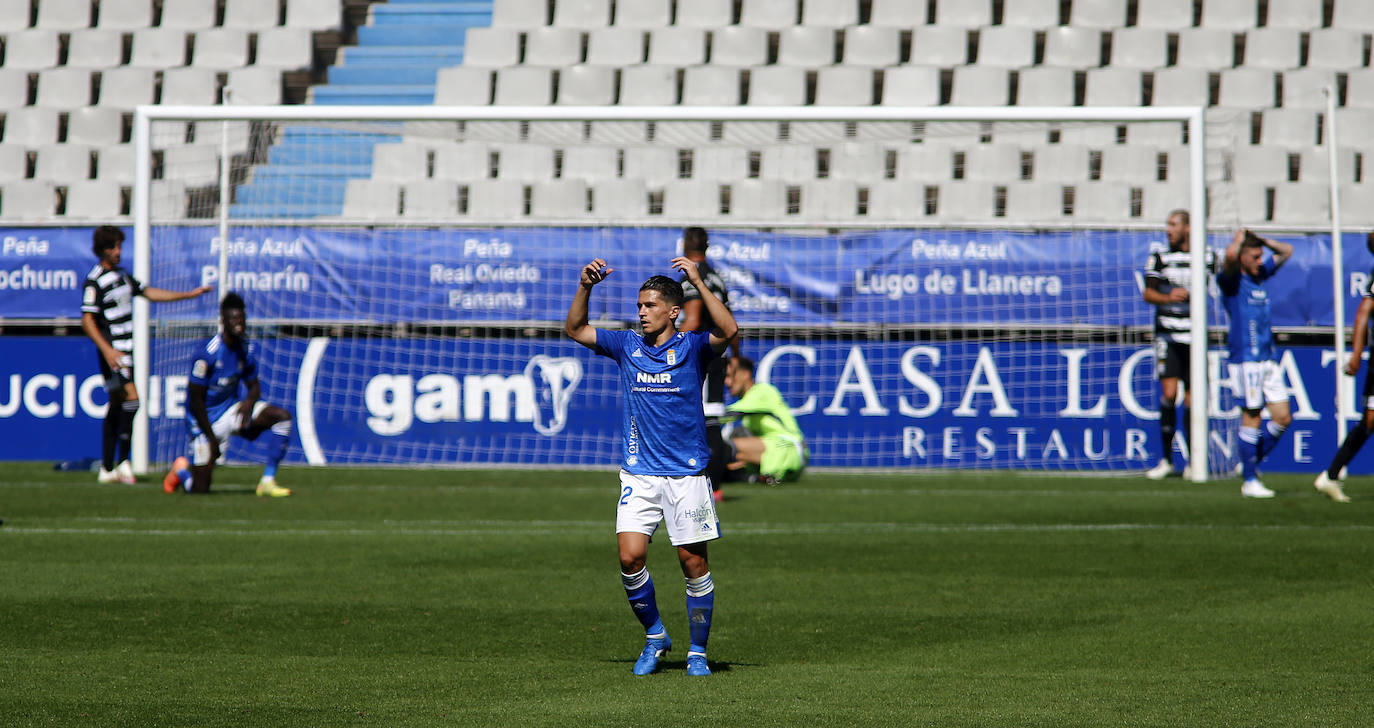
[594,328,716,476]
[1218,258,1279,363]
[187,334,259,434]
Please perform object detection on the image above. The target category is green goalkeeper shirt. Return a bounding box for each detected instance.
[727,382,804,441]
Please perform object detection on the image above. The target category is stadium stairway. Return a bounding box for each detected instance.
[231,0,491,218]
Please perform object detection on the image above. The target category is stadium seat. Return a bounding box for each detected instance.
[729,179,788,220]
[433,143,494,181]
[191,120,249,155]
[2,107,59,147]
[0,145,28,184]
[961,144,1023,182]
[161,68,220,105]
[35,0,91,29]
[624,147,682,186]
[66,30,124,69]
[691,146,751,181]
[1058,122,1121,146]
[1345,70,1374,109]
[0,71,25,109]
[1,181,58,220]
[1332,0,1374,30]
[748,66,807,106]
[683,66,742,105]
[711,26,769,66]
[1135,0,1196,29]
[1265,0,1323,29]
[492,0,549,27]
[1149,68,1211,106]
[1342,185,1374,225]
[225,67,283,105]
[1071,181,1132,222]
[1260,108,1320,147]
[841,26,901,67]
[33,143,93,181]
[3,30,60,70]
[1217,68,1275,108]
[950,67,1009,106]
[1084,68,1143,106]
[130,29,188,68]
[526,27,586,66]
[976,26,1036,68]
[592,178,648,218]
[661,180,724,220]
[466,180,527,220]
[676,0,733,28]
[1176,28,1234,68]
[149,121,190,150]
[0,0,30,33]
[560,146,619,181]
[1032,144,1091,182]
[761,146,819,182]
[880,66,940,106]
[525,120,584,143]
[150,180,188,220]
[1271,182,1329,225]
[255,27,314,71]
[285,0,343,32]
[1200,0,1258,29]
[223,0,281,30]
[614,0,669,27]
[556,65,615,105]
[1230,146,1289,182]
[1101,146,1163,182]
[1139,181,1187,222]
[193,29,250,69]
[648,27,707,65]
[799,178,859,220]
[869,0,925,26]
[1042,28,1102,68]
[866,180,926,221]
[530,179,590,218]
[1016,67,1076,107]
[933,181,996,221]
[1109,28,1168,69]
[494,66,553,106]
[463,28,523,67]
[401,180,459,219]
[1004,181,1068,224]
[35,68,92,108]
[1306,30,1365,70]
[1334,109,1374,147]
[160,0,216,29]
[370,143,427,182]
[619,65,678,105]
[740,0,799,28]
[815,66,875,106]
[911,27,969,66]
[804,0,859,27]
[828,142,888,182]
[1002,0,1061,29]
[493,144,555,181]
[1070,0,1127,28]
[936,0,992,27]
[435,67,493,105]
[779,26,837,66]
[553,0,611,28]
[66,107,125,146]
[1240,29,1300,70]
[1280,70,1336,110]
[587,27,646,65]
[97,0,152,30]
[342,179,400,219]
[161,146,221,187]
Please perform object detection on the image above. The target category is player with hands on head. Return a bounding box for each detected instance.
[565,254,738,677]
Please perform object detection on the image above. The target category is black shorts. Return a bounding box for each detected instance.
[1362,356,1374,410]
[98,352,134,393]
[1154,339,1191,384]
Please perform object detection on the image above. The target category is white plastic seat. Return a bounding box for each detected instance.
[34,144,94,181]
[160,0,216,29]
[911,27,969,66]
[1332,0,1374,30]
[648,27,707,65]
[976,26,1035,68]
[343,179,400,219]
[881,66,941,106]
[256,27,314,70]
[592,178,648,218]
[676,0,732,28]
[0,0,31,33]
[1260,109,1319,147]
[161,145,221,187]
[160,67,220,105]
[147,180,186,220]
[286,0,342,31]
[828,142,887,182]
[3,107,60,147]
[1200,0,1258,29]
[803,0,859,27]
[1176,28,1234,69]
[35,0,91,29]
[692,147,750,181]
[193,28,250,69]
[553,0,610,28]
[556,65,615,105]
[1341,185,1374,226]
[1005,182,1068,224]
[529,179,590,218]
[432,143,493,181]
[225,68,282,105]
[586,28,645,65]
[2,181,58,220]
[67,107,125,146]
[0,71,24,109]
[932,182,995,221]
[712,26,770,67]
[800,179,859,221]
[560,146,618,181]
[1240,29,1300,70]
[130,28,188,67]
[467,180,528,220]
[1017,67,1076,107]
[1084,68,1142,106]
[1043,27,1102,68]
[401,180,459,219]
[149,121,190,150]
[1033,144,1091,182]
[64,180,124,219]
[1101,146,1163,182]
[619,65,677,105]
[729,179,788,220]
[660,180,723,220]
[866,180,926,221]
[950,67,1009,106]
[492,144,555,181]
[1150,68,1211,106]
[779,26,836,66]
[3,30,60,70]
[1140,182,1188,222]
[223,0,280,30]
[1271,182,1329,225]
[371,143,428,182]
[936,0,992,27]
[1070,0,1126,28]
[683,66,741,105]
[1072,182,1132,222]
[1217,68,1274,108]
[1002,0,1060,29]
[525,120,585,143]
[493,67,553,105]
[526,26,585,66]
[1346,70,1374,109]
[35,68,93,108]
[66,30,124,69]
[870,0,926,25]
[960,144,1023,181]
[1266,0,1323,29]
[614,0,669,27]
[1230,146,1289,181]
[841,26,900,67]
[1135,0,1195,29]
[623,147,681,186]
[760,147,818,182]
[435,67,493,105]
[98,0,153,30]
[1109,28,1167,69]
[815,66,874,105]
[492,0,548,27]
[191,121,251,155]
[1334,109,1374,147]
[1280,69,1336,110]
[463,28,522,67]
[1057,123,1120,146]
[748,66,807,106]
[1306,30,1365,70]
[740,0,798,28]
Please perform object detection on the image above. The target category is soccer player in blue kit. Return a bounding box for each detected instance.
[564,256,738,677]
[1218,229,1294,499]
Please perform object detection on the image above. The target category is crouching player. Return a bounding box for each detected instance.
[723,356,808,485]
[163,292,294,497]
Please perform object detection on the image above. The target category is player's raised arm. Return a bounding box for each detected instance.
[1255,232,1294,270]
[564,258,612,349]
[143,284,214,302]
[671,256,737,353]
[1223,228,1247,272]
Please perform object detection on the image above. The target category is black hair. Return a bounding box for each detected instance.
[92,225,124,257]
[220,291,246,313]
[683,226,710,255]
[731,355,755,375]
[1366,231,1374,257]
[1241,231,1264,249]
[639,275,684,307]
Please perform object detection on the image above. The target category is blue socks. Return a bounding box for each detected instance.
[262,420,292,479]
[1240,422,1289,480]
[622,567,665,637]
[1256,421,1288,460]
[684,572,714,655]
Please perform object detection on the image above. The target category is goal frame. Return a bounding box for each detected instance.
[131,104,1211,479]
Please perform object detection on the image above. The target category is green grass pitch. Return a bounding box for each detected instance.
[2,463,1372,726]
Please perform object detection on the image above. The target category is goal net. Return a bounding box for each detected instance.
[132,106,1241,478]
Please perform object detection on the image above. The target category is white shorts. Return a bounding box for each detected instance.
[190,400,268,466]
[616,470,721,546]
[1229,361,1286,411]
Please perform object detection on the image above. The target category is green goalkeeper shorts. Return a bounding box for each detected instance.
[760,434,808,482]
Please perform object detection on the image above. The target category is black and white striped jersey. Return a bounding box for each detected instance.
[1144,247,1216,344]
[81,264,144,353]
[679,259,730,334]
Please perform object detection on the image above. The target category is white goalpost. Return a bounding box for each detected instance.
[130,104,1222,480]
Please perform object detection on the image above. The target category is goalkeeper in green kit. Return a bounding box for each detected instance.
[723,356,809,484]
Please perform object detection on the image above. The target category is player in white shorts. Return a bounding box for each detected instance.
[565,254,738,677]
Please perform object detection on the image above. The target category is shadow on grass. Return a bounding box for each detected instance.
[607,657,758,674]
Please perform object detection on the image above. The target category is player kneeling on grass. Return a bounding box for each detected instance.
[163,292,294,497]
[723,356,808,485]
